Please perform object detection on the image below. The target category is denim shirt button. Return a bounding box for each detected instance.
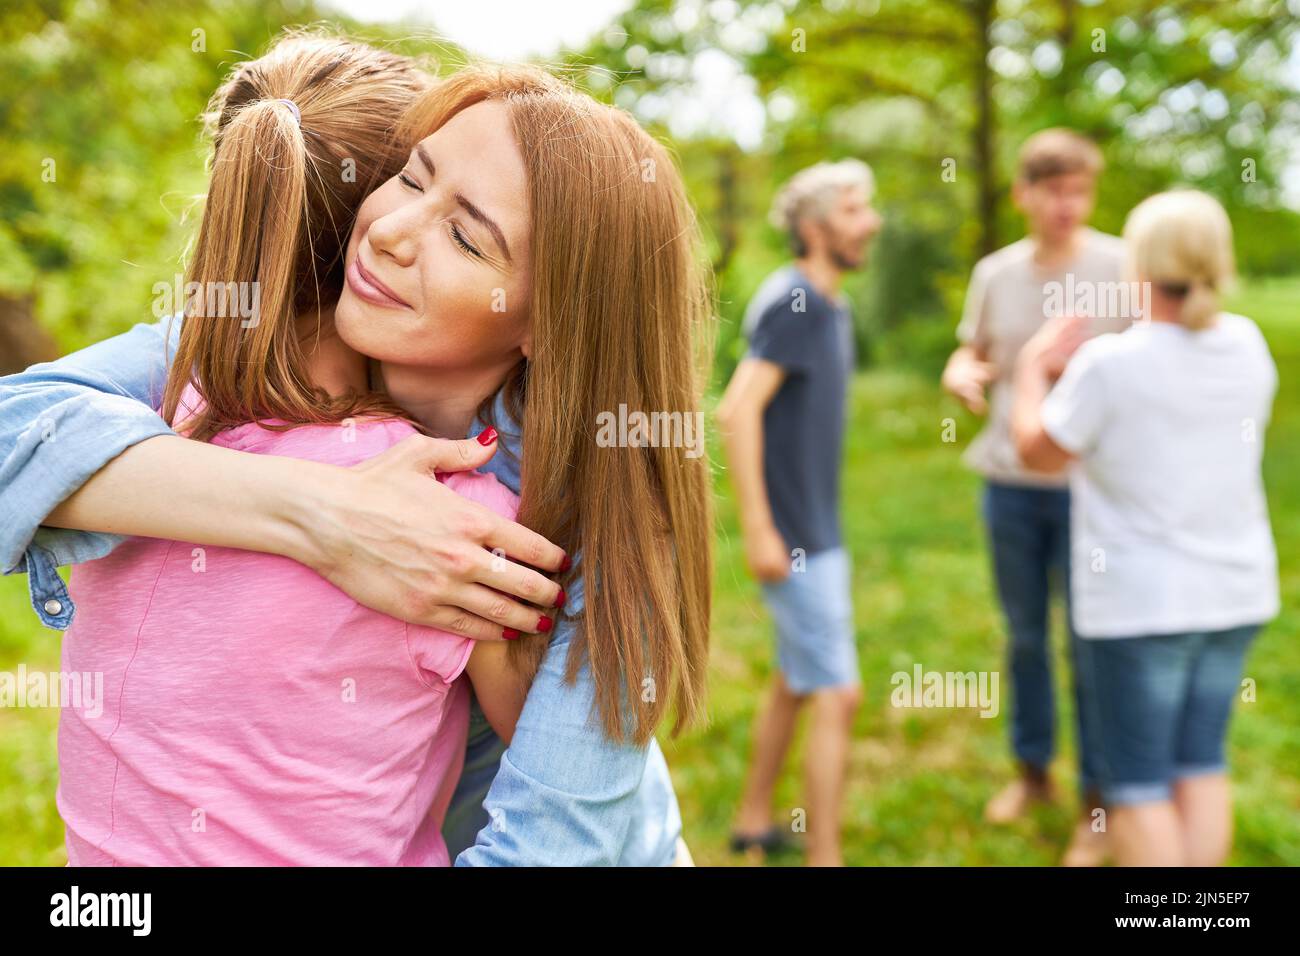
[43,598,63,616]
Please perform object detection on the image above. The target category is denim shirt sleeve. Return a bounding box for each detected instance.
[0,317,181,629]
[454,566,669,867]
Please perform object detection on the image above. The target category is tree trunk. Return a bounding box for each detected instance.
[0,294,58,375]
[972,0,998,258]
[712,144,740,278]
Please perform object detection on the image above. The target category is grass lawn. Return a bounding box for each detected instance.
[2,278,1297,866]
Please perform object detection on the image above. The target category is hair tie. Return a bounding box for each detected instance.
[275,98,301,126]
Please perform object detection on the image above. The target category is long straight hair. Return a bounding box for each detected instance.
[400,67,715,745]
[162,31,430,439]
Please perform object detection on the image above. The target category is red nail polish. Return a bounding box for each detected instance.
[559,554,572,572]
[477,427,498,446]
[537,615,553,633]
[554,588,566,609]
[502,627,521,640]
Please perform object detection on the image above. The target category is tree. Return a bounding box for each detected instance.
[562,0,1300,369]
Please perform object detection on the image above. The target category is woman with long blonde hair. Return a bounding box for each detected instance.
[1011,189,1279,866]
[0,35,712,865]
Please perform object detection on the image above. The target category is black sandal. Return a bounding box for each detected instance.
[728,826,801,856]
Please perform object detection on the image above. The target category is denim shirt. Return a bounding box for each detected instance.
[0,318,681,866]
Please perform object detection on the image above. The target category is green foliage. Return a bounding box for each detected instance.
[6,0,1300,367]
[0,0,464,349]
[0,0,331,344]
[565,0,1300,372]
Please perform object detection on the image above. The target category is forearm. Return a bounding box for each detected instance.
[1011,358,1068,471]
[1011,357,1048,443]
[0,317,181,573]
[463,641,528,744]
[720,410,777,535]
[45,433,330,565]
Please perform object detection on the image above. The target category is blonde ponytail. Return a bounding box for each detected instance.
[167,99,309,436]
[162,31,431,441]
[1180,280,1219,331]
[209,98,308,337]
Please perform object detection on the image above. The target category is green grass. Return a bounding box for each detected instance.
[2,279,1297,866]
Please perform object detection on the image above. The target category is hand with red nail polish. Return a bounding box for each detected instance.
[293,434,569,645]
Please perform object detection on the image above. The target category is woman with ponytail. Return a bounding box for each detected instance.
[1009,189,1280,866]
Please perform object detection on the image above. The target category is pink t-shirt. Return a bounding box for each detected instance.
[57,409,518,866]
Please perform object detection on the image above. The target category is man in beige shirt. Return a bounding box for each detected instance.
[942,129,1133,866]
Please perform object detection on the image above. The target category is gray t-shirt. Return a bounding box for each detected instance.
[956,227,1130,488]
[743,265,854,556]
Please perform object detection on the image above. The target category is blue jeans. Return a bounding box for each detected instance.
[1075,625,1260,806]
[981,481,1098,793]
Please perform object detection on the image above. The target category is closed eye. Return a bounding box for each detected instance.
[399,157,485,261]
[450,223,483,259]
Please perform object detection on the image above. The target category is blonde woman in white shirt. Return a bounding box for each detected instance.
[1009,189,1279,867]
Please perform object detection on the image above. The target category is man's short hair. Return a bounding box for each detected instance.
[1016,128,1104,184]
[769,158,874,257]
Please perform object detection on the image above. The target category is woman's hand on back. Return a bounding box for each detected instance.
[289,433,567,641]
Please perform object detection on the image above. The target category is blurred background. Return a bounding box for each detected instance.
[1,0,1296,865]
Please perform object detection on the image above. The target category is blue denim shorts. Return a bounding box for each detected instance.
[760,546,859,693]
[1077,624,1261,806]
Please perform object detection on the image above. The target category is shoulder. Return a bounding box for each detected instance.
[972,238,1034,284]
[1217,311,1269,348]
[214,415,420,465]
[1085,228,1125,257]
[1067,323,1140,380]
[152,312,185,350]
[1216,312,1277,370]
[1086,321,1148,360]
[752,266,802,304]
[744,267,805,330]
[1081,229,1127,274]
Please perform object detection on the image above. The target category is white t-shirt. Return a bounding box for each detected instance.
[1040,313,1279,638]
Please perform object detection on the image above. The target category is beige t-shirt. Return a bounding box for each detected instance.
[956,228,1130,488]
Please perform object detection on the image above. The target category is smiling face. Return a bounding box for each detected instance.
[335,100,533,376]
